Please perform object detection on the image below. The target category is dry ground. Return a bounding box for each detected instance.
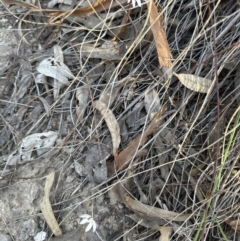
[0,0,240,241]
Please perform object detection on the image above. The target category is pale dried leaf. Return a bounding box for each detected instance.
[36,73,46,84]
[147,0,172,68]
[74,160,84,177]
[127,214,166,229]
[144,88,161,120]
[99,62,120,106]
[20,131,59,161]
[158,227,172,241]
[53,45,63,62]
[80,41,125,60]
[40,172,62,236]
[76,86,89,121]
[38,96,51,117]
[93,100,120,156]
[6,149,19,166]
[174,73,212,93]
[124,195,191,222]
[37,57,74,85]
[53,45,64,100]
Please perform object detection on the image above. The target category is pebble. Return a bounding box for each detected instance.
[34,231,47,241]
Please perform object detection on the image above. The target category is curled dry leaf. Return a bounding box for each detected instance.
[40,172,62,236]
[109,105,167,175]
[147,0,172,68]
[93,100,120,156]
[174,73,212,93]
[124,195,192,222]
[37,57,74,86]
[7,131,59,165]
[20,131,59,160]
[79,41,125,60]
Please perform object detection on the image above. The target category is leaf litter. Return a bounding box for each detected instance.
[0,0,239,240]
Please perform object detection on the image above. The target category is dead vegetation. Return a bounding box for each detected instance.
[0,0,240,240]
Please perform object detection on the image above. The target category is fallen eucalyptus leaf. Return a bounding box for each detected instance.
[37,57,74,85]
[174,73,212,93]
[53,45,64,99]
[93,100,120,156]
[20,131,59,161]
[124,195,191,222]
[40,172,62,236]
[109,105,167,175]
[147,0,172,68]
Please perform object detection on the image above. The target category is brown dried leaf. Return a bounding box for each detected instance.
[147,0,172,68]
[50,0,129,21]
[110,105,167,175]
[127,215,173,240]
[127,214,166,229]
[97,62,121,111]
[158,227,172,241]
[2,0,128,20]
[112,10,131,40]
[93,100,120,156]
[174,73,212,93]
[40,172,62,236]
[124,195,191,222]
[225,217,240,234]
[80,41,125,60]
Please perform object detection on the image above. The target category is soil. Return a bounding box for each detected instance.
[0,1,240,241]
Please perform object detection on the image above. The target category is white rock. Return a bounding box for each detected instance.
[34,231,47,241]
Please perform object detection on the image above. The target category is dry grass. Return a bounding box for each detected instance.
[0,0,240,240]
